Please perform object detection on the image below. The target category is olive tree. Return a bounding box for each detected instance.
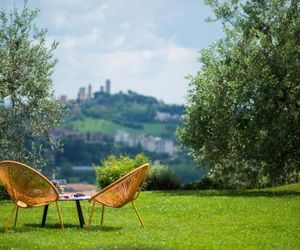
[0,1,65,168]
[177,0,300,187]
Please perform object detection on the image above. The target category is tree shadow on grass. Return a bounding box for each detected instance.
[0,224,65,233]
[24,223,78,229]
[0,224,122,233]
[154,189,300,198]
[94,243,172,250]
[83,225,122,232]
[25,223,122,232]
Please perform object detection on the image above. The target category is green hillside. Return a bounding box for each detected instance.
[67,118,177,137]
[63,90,183,138]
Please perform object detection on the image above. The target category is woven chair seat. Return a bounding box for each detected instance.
[0,160,64,231]
[88,163,149,227]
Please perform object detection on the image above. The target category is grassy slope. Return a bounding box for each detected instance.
[68,118,121,135]
[0,184,299,249]
[68,117,176,137]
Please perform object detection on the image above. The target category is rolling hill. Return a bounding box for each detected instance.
[63,90,183,139]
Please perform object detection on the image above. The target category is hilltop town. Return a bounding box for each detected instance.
[54,79,182,156]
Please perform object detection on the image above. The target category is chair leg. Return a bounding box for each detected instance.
[88,201,96,227]
[5,204,18,232]
[131,201,144,228]
[55,202,64,230]
[100,205,105,225]
[14,206,19,227]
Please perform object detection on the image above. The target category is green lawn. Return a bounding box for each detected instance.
[0,185,299,249]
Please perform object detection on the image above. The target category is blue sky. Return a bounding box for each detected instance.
[2,0,223,104]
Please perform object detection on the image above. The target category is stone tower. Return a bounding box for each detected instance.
[87,84,92,99]
[105,79,111,94]
[77,87,86,101]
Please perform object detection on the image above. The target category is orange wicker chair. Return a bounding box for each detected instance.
[88,163,149,228]
[0,160,63,232]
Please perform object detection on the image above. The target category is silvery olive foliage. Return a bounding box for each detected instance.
[0,1,65,168]
[177,0,300,187]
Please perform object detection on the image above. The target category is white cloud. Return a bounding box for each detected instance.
[111,35,127,49]
[85,4,108,23]
[121,22,131,30]
[54,14,70,28]
[164,46,195,60]
[40,1,108,33]
[60,28,101,50]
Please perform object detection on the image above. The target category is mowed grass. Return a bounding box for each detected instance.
[0,184,299,249]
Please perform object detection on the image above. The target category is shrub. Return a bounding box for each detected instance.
[94,154,149,189]
[0,183,10,200]
[183,176,222,190]
[145,164,180,190]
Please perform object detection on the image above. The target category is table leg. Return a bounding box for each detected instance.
[41,204,49,227]
[75,200,85,228]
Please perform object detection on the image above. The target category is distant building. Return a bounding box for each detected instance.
[114,130,178,155]
[155,111,181,122]
[115,130,130,144]
[60,95,68,104]
[77,87,86,101]
[156,138,177,155]
[105,79,111,94]
[77,83,95,101]
[87,84,92,99]
[94,79,112,98]
[141,136,157,152]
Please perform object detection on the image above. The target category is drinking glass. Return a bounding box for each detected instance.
[57,179,67,195]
